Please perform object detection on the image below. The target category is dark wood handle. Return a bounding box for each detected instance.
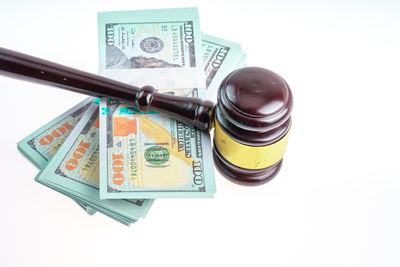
[0,47,215,131]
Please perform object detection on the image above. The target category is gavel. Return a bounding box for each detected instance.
[0,47,293,186]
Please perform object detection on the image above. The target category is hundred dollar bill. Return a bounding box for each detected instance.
[98,8,205,89]
[99,90,216,199]
[202,34,246,100]
[17,97,97,215]
[35,101,154,224]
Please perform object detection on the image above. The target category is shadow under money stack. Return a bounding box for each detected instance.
[17,7,247,225]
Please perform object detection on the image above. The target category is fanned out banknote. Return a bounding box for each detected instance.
[17,97,97,215]
[34,100,154,225]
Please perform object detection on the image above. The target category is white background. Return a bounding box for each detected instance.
[1,0,400,266]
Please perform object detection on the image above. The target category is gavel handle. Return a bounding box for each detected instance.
[0,47,215,131]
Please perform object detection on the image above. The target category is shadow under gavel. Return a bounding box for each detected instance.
[0,47,293,186]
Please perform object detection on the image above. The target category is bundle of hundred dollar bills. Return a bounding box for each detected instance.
[17,7,246,226]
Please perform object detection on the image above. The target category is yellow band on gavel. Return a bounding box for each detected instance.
[214,120,290,170]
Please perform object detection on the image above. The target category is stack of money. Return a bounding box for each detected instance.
[18,98,154,225]
[17,7,247,225]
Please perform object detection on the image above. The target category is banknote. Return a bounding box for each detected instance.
[35,101,154,223]
[18,97,94,168]
[17,97,97,215]
[99,91,216,199]
[98,8,205,89]
[202,34,246,100]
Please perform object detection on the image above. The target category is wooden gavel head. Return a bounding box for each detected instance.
[0,47,293,186]
[212,67,293,185]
